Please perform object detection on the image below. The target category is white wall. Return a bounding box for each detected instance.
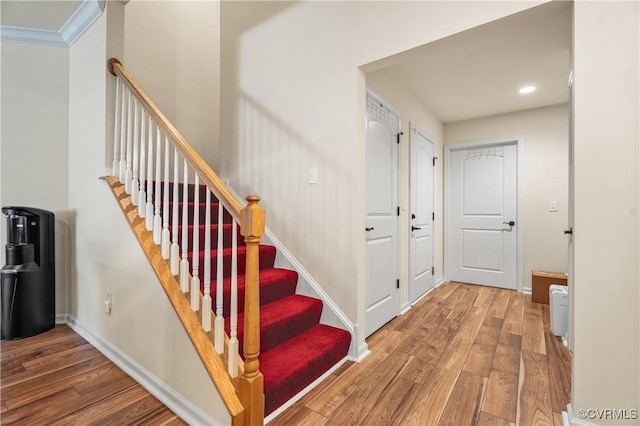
[366,70,445,307]
[0,41,70,314]
[444,104,569,291]
[65,4,229,423]
[220,0,544,353]
[572,2,639,424]
[123,1,221,169]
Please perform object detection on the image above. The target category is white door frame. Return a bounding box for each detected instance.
[567,71,574,351]
[444,136,524,292]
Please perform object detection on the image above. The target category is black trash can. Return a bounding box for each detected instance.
[1,207,55,340]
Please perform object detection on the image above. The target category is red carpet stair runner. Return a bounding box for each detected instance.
[165,182,351,416]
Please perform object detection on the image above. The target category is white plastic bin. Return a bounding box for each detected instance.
[549,284,569,337]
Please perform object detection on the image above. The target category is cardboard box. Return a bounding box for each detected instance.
[532,270,568,304]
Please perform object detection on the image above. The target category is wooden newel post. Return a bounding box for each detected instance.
[239,195,265,425]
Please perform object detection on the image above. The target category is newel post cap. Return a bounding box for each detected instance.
[241,195,265,238]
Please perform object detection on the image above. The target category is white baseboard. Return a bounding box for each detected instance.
[353,345,371,362]
[565,404,598,426]
[523,286,532,295]
[64,316,223,426]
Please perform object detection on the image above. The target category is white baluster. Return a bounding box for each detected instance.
[228,219,238,378]
[145,116,154,230]
[202,189,212,332]
[131,100,139,206]
[161,136,171,258]
[191,174,201,311]
[118,86,127,182]
[124,91,133,194]
[112,77,120,177]
[180,160,190,292]
[138,109,147,217]
[214,200,225,354]
[153,126,162,244]
[170,148,180,275]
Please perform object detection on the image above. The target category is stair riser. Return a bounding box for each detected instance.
[147,181,209,202]
[186,246,276,278]
[165,202,234,224]
[173,224,239,251]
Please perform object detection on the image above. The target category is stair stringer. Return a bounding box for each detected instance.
[105,177,246,424]
[223,183,366,361]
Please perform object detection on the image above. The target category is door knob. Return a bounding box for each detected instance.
[365,227,374,231]
[564,227,573,235]
[411,226,422,231]
[503,221,515,226]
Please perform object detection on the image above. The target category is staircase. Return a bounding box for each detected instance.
[172,183,351,416]
[106,58,351,424]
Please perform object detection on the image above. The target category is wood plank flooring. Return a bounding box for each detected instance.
[271,282,572,426]
[0,325,186,425]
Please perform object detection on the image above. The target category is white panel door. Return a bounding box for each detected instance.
[409,126,434,303]
[448,143,517,289]
[365,92,399,337]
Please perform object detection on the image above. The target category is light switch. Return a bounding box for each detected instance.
[549,201,558,212]
[309,167,318,184]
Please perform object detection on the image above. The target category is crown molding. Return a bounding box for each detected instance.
[0,0,105,47]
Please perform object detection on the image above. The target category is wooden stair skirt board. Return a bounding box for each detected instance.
[108,178,351,417]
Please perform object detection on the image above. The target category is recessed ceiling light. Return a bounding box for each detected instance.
[519,86,537,94]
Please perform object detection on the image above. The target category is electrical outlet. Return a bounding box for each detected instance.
[104,292,112,314]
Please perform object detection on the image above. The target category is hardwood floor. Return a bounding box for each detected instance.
[0,283,572,425]
[271,282,572,426]
[0,325,186,425]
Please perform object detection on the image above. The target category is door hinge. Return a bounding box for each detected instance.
[433,156,438,166]
[397,131,404,144]
[396,279,400,289]
[397,206,400,216]
[432,212,435,221]
[432,266,435,275]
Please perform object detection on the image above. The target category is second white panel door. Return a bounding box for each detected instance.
[409,126,434,303]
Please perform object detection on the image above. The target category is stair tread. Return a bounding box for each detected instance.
[187,244,275,256]
[204,267,297,292]
[175,223,235,230]
[260,324,351,415]
[230,294,323,354]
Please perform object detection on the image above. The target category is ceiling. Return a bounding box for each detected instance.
[1,1,572,124]
[0,1,84,30]
[370,1,573,123]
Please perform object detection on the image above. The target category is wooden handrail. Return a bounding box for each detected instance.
[108,58,264,424]
[108,58,244,221]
